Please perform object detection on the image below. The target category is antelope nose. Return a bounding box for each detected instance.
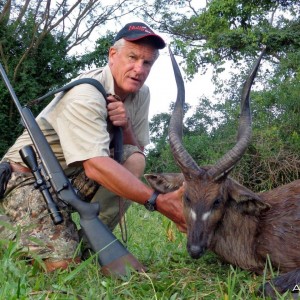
[189,244,202,259]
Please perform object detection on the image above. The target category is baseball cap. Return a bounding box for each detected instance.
[114,22,166,49]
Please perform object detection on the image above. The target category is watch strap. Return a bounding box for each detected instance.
[144,191,160,211]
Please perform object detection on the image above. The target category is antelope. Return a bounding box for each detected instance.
[146,47,300,298]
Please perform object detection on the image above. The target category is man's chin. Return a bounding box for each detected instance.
[126,85,142,94]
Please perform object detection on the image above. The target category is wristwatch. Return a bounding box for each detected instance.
[144,191,160,211]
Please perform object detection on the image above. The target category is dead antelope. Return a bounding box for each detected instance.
[146,47,300,298]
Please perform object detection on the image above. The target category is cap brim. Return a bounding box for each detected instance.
[124,34,166,49]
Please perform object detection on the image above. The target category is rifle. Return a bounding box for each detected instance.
[0,64,144,276]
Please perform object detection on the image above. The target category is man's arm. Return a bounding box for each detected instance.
[83,156,186,232]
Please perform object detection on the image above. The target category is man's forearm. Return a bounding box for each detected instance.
[83,156,151,203]
[83,156,187,232]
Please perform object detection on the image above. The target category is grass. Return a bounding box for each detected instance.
[0,204,297,299]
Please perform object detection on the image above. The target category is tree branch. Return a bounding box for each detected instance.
[15,0,31,24]
[7,0,140,78]
[0,0,11,25]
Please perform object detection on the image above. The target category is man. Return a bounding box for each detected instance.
[0,22,186,271]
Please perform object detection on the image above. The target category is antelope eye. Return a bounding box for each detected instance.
[212,197,222,209]
[184,195,191,204]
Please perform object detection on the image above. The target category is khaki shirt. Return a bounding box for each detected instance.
[3,65,150,171]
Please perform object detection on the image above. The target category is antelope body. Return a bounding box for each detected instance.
[146,172,300,296]
[146,48,300,297]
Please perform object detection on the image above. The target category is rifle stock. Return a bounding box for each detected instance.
[0,64,144,276]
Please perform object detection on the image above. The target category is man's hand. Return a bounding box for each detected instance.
[107,95,129,128]
[107,94,142,148]
[156,185,187,233]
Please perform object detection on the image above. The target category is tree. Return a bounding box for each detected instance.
[143,0,300,77]
[0,0,140,79]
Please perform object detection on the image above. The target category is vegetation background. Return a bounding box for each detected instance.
[0,0,299,299]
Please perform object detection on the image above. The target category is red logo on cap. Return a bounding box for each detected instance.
[128,25,153,34]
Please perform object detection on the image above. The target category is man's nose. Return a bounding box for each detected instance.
[133,61,144,73]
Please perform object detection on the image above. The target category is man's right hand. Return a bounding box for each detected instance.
[106,95,128,128]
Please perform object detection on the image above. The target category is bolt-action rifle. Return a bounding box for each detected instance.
[0,63,144,276]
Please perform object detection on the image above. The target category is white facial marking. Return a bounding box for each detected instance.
[190,209,197,221]
[202,211,211,221]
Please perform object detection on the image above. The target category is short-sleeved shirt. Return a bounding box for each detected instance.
[2,65,150,171]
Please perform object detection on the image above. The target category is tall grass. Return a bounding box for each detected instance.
[0,204,296,299]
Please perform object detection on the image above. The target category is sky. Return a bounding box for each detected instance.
[144,39,214,119]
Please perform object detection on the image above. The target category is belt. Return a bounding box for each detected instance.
[10,162,31,173]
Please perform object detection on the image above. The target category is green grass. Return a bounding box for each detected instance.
[0,204,296,299]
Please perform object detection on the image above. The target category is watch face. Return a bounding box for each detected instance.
[145,202,155,211]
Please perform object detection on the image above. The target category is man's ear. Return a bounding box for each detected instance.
[144,173,184,193]
[227,179,270,216]
[108,46,117,64]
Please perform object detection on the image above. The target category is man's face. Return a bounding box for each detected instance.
[109,40,157,99]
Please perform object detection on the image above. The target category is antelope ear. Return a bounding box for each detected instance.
[144,173,184,193]
[227,179,270,216]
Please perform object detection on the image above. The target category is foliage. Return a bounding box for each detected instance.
[143,0,300,77]
[0,26,78,153]
[79,33,114,69]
